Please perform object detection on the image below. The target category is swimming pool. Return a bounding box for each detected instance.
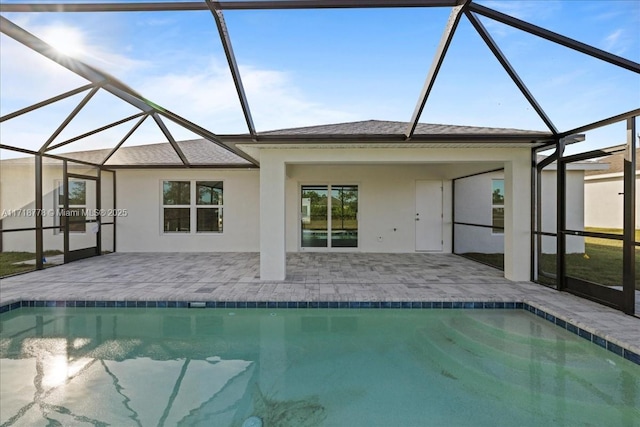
[1,308,638,426]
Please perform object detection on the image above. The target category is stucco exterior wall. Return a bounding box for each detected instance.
[1,159,37,252]
[284,164,453,253]
[115,169,260,252]
[1,161,98,254]
[254,146,531,281]
[584,174,640,229]
[453,169,586,254]
[540,169,585,254]
[1,146,533,282]
[0,160,36,232]
[453,170,505,254]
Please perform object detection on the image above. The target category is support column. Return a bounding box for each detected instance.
[259,153,286,280]
[504,153,531,281]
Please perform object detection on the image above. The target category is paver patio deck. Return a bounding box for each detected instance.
[1,252,638,354]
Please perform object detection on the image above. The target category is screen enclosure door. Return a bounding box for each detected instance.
[64,174,99,263]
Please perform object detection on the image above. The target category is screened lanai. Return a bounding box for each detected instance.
[0,0,638,315]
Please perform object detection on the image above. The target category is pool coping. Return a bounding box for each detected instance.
[1,298,638,366]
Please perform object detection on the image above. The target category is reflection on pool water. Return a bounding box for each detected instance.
[1,308,638,426]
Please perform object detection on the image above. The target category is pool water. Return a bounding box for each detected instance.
[1,308,638,426]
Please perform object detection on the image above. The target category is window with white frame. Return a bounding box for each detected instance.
[492,179,504,234]
[162,180,223,233]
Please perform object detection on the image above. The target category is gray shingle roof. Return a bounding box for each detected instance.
[2,120,552,167]
[258,120,550,136]
[58,139,251,166]
[585,150,640,176]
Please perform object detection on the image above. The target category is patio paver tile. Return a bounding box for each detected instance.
[1,252,638,351]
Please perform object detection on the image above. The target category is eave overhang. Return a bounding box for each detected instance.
[226,132,556,164]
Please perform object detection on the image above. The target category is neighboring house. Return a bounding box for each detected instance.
[584,146,640,230]
[1,120,593,281]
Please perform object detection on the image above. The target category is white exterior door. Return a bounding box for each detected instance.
[415,180,443,251]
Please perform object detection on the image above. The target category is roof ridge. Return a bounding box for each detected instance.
[257,119,549,135]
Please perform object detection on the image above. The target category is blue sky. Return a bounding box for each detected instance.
[0,0,639,156]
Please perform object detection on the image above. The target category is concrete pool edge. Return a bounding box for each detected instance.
[1,298,638,366]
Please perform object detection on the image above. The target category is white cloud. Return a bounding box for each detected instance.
[602,28,630,56]
[2,18,357,151]
[239,65,360,131]
[480,0,562,21]
[479,0,563,39]
[0,34,88,113]
[1,18,149,113]
[135,60,358,135]
[603,28,622,50]
[16,16,149,73]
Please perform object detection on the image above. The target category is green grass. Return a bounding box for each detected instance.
[584,227,640,246]
[564,227,638,289]
[562,244,640,290]
[0,251,62,277]
[463,241,640,291]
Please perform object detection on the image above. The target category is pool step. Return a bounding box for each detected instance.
[410,317,628,407]
[429,315,615,376]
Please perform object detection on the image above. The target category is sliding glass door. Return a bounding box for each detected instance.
[331,185,358,247]
[301,186,328,247]
[301,185,358,249]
